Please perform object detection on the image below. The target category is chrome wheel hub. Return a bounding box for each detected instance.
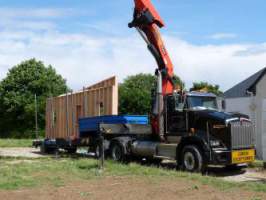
[184,152,196,171]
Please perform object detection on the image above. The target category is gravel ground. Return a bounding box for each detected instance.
[222,168,266,182]
[0,147,45,158]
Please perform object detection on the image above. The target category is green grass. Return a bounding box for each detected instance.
[0,156,266,193]
[0,139,33,148]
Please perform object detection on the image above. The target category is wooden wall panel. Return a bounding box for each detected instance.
[45,76,118,139]
[86,76,116,90]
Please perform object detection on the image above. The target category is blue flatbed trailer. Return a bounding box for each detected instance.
[77,115,152,157]
[33,115,151,154]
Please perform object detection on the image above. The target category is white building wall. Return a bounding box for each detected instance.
[255,75,266,160]
[262,99,266,160]
[225,97,252,117]
[225,74,266,160]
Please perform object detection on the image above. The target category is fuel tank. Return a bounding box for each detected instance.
[131,141,159,158]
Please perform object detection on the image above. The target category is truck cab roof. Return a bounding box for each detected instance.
[186,91,217,98]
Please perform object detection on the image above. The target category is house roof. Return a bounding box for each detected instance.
[224,67,266,98]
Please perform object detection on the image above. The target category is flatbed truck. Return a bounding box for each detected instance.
[34,0,255,172]
[34,91,255,172]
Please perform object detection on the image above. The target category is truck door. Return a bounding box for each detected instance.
[165,94,187,135]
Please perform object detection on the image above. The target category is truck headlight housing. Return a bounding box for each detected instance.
[210,140,221,147]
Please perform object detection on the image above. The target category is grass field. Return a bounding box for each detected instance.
[0,139,265,199]
[0,139,33,148]
[0,156,266,194]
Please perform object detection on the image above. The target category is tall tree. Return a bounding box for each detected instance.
[119,73,184,115]
[189,82,223,96]
[0,59,68,138]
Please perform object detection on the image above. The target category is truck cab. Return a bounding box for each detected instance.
[165,91,219,137]
[162,91,255,170]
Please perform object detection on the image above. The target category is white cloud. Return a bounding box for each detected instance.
[234,43,266,56]
[0,30,153,90]
[165,37,266,90]
[0,7,76,33]
[0,26,265,92]
[0,20,56,31]
[0,8,71,19]
[210,33,237,40]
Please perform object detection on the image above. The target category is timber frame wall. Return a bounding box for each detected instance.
[45,76,118,140]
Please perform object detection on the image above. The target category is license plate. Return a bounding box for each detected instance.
[232,149,255,164]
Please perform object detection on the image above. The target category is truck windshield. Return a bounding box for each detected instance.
[187,96,217,110]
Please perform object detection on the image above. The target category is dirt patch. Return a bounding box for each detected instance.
[222,168,266,183]
[0,176,265,200]
[203,166,266,183]
[0,147,44,158]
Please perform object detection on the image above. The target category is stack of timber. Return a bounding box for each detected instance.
[45,76,118,140]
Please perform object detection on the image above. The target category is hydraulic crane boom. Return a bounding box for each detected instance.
[129,0,175,140]
[128,0,175,95]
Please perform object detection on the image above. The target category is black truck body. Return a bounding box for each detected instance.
[47,91,254,172]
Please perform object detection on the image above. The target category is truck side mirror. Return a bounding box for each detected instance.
[222,100,226,110]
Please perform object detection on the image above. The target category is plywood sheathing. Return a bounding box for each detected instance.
[45,76,118,139]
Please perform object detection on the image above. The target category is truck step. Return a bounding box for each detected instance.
[155,143,178,160]
[153,155,176,160]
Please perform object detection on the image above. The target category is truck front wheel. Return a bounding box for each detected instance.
[181,145,204,173]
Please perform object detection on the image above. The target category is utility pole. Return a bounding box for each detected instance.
[35,94,39,139]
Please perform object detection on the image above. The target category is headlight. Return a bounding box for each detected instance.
[210,140,221,147]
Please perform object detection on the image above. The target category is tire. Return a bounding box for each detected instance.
[65,147,77,154]
[94,144,101,159]
[41,143,57,154]
[110,142,125,162]
[181,145,204,173]
[40,142,47,154]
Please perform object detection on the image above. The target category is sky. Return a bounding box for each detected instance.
[0,0,266,91]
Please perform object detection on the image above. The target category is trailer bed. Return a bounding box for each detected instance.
[79,115,149,137]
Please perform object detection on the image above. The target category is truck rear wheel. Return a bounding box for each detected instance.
[110,142,125,162]
[40,142,46,154]
[181,145,204,173]
[40,142,56,154]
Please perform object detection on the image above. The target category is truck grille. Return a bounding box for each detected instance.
[230,121,254,150]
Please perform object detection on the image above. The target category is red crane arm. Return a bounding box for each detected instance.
[129,0,174,95]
